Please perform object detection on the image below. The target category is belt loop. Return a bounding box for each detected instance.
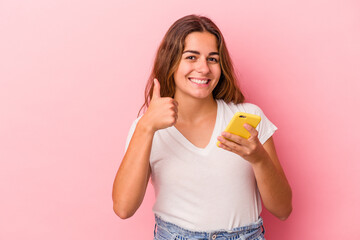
[154,223,157,237]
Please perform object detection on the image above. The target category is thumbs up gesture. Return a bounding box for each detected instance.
[141,79,178,133]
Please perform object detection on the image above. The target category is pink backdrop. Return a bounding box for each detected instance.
[1,0,359,239]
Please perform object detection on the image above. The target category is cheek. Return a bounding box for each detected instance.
[182,65,194,75]
[173,69,188,87]
[212,65,221,79]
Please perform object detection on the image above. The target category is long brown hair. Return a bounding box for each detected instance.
[138,15,244,116]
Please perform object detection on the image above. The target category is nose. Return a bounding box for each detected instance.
[195,58,210,74]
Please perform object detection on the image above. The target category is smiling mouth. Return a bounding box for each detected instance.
[188,78,210,84]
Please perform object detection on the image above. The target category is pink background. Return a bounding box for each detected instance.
[1,0,359,239]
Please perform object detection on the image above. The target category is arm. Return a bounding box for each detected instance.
[112,120,154,219]
[112,79,178,219]
[251,137,292,220]
[217,125,292,220]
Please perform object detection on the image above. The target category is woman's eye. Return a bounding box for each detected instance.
[185,56,196,60]
[208,57,219,63]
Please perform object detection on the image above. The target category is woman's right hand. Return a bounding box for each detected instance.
[139,78,178,132]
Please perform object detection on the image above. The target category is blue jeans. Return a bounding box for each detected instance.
[153,215,265,240]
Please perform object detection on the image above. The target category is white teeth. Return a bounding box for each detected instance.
[189,78,209,84]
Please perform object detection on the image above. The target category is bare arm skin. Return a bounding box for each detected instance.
[112,79,178,219]
[112,121,154,219]
[217,124,292,220]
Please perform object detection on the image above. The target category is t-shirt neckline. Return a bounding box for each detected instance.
[166,100,222,154]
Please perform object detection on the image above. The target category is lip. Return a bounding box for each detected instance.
[188,77,211,86]
[188,77,210,81]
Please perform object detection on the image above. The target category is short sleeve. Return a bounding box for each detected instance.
[124,116,142,152]
[242,103,278,144]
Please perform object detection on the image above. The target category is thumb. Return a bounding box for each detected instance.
[152,78,161,99]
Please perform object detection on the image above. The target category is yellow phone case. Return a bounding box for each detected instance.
[217,112,261,147]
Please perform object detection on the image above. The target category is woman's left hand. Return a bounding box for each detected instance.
[218,124,293,220]
[217,123,268,164]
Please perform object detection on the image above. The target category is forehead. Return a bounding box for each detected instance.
[183,31,218,52]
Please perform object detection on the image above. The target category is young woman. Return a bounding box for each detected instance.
[112,15,292,240]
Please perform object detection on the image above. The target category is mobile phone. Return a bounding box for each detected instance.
[217,112,261,147]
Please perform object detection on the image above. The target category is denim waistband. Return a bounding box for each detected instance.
[154,215,265,240]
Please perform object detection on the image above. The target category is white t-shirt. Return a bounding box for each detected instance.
[125,100,277,231]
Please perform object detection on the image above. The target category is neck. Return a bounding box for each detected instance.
[174,95,217,122]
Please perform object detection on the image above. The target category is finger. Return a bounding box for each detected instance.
[172,104,178,113]
[218,142,232,152]
[173,99,179,107]
[173,100,179,113]
[243,123,258,139]
[221,131,247,145]
[217,137,244,154]
[217,136,241,151]
[152,78,161,99]
[171,113,178,126]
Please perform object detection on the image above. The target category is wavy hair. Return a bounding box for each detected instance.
[138,15,244,116]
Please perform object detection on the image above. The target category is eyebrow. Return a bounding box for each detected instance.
[183,50,219,56]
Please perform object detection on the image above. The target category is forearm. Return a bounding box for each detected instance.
[252,152,292,220]
[218,129,293,220]
[112,119,154,219]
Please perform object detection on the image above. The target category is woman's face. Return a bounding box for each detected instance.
[173,31,221,101]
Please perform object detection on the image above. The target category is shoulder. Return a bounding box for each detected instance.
[125,115,143,141]
[217,99,277,144]
[217,99,264,115]
[128,115,143,128]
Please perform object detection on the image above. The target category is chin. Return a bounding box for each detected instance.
[190,92,214,100]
